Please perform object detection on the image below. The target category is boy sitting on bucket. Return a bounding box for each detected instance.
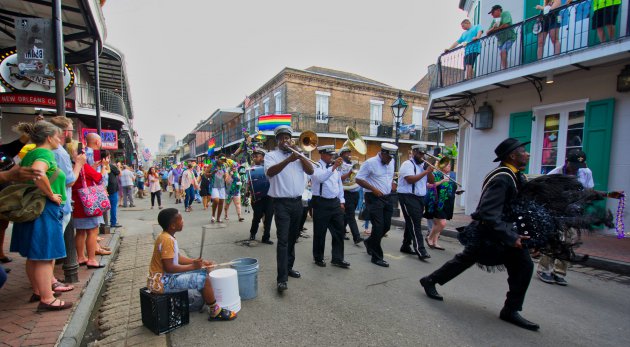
[148,208,237,321]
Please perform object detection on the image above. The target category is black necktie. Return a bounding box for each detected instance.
[327,163,333,168]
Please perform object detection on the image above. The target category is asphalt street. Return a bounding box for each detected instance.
[118,195,630,347]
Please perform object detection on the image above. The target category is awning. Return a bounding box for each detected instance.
[0,0,106,64]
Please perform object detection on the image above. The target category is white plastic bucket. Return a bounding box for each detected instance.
[209,268,241,313]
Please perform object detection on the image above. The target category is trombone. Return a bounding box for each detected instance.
[283,130,321,167]
[421,154,463,188]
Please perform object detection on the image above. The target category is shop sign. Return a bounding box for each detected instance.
[15,18,54,78]
[0,50,74,93]
[0,92,75,111]
[81,128,118,150]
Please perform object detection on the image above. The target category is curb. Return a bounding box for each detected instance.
[389,216,630,275]
[58,231,122,347]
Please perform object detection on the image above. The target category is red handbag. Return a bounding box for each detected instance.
[77,168,111,216]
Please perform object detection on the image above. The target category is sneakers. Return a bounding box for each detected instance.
[553,274,568,286]
[536,271,555,284]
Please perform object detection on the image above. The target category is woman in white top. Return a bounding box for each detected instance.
[147,167,163,209]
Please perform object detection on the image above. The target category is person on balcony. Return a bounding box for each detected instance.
[445,19,483,80]
[536,0,562,59]
[590,0,621,43]
[486,4,516,70]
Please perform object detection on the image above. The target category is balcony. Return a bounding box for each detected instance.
[432,0,629,91]
[206,113,440,150]
[75,84,132,123]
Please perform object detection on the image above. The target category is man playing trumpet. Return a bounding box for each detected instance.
[338,147,364,245]
[265,125,314,292]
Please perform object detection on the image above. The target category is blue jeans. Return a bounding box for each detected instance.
[184,186,195,208]
[162,269,207,293]
[0,266,7,289]
[109,193,118,226]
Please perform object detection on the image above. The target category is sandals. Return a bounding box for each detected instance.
[29,292,61,303]
[96,249,112,256]
[207,307,237,321]
[52,281,74,293]
[238,217,245,222]
[37,298,73,312]
[433,244,446,251]
[0,256,12,263]
[425,237,436,249]
[211,217,216,223]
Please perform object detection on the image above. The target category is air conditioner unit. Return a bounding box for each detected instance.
[377,125,393,137]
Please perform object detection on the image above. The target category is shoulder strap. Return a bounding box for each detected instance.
[481,166,518,194]
[409,160,416,194]
[49,168,60,184]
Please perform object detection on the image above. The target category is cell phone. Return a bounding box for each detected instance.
[77,143,84,154]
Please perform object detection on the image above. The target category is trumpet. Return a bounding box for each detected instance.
[283,130,321,167]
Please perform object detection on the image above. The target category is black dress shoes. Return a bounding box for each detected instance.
[314,260,326,267]
[277,282,288,292]
[499,309,540,331]
[371,259,389,267]
[354,237,364,245]
[363,239,372,256]
[400,246,415,255]
[418,250,431,260]
[419,277,443,301]
[261,239,274,245]
[288,269,301,278]
[249,235,255,241]
[331,260,350,268]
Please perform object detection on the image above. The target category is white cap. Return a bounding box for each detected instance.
[274,125,293,137]
[381,143,398,155]
[411,144,428,153]
[317,145,335,154]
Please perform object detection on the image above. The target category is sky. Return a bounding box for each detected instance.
[101,0,468,153]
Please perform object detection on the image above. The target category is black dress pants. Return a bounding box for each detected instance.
[398,193,427,253]
[343,190,361,242]
[273,197,303,283]
[428,245,534,312]
[312,196,345,263]
[364,193,393,262]
[250,196,273,241]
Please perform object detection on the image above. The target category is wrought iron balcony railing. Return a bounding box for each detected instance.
[432,0,629,90]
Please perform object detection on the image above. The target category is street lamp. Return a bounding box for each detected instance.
[391,91,408,170]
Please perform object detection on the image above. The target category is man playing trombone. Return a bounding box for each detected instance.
[265,125,315,292]
[397,144,434,260]
[355,143,397,267]
[310,145,350,269]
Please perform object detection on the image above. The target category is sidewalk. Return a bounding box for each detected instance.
[0,231,118,347]
[390,209,630,274]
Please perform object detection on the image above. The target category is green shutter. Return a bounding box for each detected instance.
[509,111,533,173]
[583,98,614,191]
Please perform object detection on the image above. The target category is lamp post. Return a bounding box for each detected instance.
[390,91,407,218]
[391,91,408,170]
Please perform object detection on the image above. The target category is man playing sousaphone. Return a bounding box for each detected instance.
[265,125,314,292]
[338,147,364,245]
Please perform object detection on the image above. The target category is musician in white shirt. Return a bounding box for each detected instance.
[264,125,314,292]
[310,145,350,269]
[355,143,397,267]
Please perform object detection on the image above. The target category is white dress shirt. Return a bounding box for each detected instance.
[310,159,345,203]
[548,166,595,189]
[264,149,307,198]
[339,161,360,192]
[355,155,395,195]
[397,159,428,196]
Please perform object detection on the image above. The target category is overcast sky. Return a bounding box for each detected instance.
[101,0,467,153]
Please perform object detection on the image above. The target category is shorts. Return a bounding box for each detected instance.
[592,5,619,30]
[137,181,145,190]
[463,52,479,66]
[172,182,180,190]
[541,11,561,32]
[212,188,226,199]
[162,269,207,294]
[498,40,514,52]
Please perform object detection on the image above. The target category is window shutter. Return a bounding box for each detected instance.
[509,111,533,173]
[583,98,614,191]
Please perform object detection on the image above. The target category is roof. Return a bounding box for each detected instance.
[303,66,390,87]
[410,73,431,93]
[0,0,106,64]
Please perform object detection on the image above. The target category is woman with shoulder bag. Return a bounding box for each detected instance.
[9,121,73,311]
[72,150,109,269]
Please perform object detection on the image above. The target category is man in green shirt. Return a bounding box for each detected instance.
[487,5,516,70]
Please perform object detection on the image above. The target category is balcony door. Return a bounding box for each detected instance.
[531,100,587,174]
[370,101,383,136]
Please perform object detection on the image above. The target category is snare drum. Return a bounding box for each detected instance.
[248,166,269,201]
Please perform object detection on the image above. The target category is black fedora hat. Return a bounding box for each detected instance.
[493,138,530,162]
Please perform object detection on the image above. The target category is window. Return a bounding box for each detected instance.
[254,104,260,130]
[245,109,252,132]
[369,100,384,136]
[316,91,330,123]
[263,98,270,115]
[274,92,282,113]
[531,100,587,174]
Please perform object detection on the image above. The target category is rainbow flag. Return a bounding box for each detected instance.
[258,114,292,131]
[207,138,216,156]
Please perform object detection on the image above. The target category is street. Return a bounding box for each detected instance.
[115,196,630,347]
